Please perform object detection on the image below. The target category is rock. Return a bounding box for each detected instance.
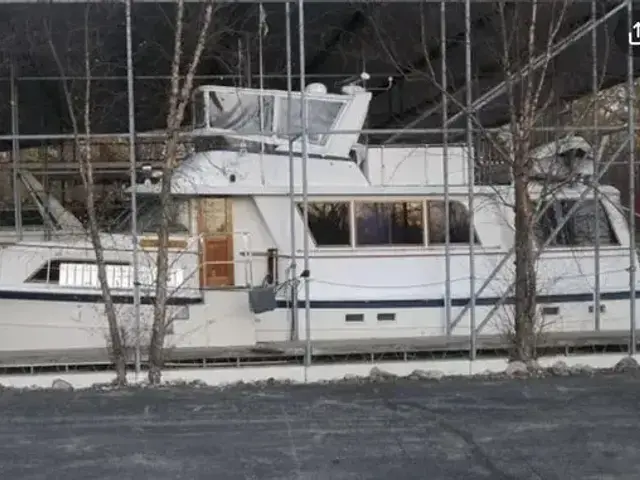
[189,379,208,388]
[613,356,640,373]
[526,360,543,372]
[165,379,208,388]
[251,377,293,387]
[408,369,444,381]
[368,367,397,381]
[90,382,117,392]
[569,363,594,375]
[51,378,73,391]
[505,361,529,377]
[341,373,367,384]
[549,360,570,376]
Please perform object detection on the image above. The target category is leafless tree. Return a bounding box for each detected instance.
[368,0,609,360]
[45,5,128,385]
[147,0,215,385]
[571,81,640,233]
[490,2,616,360]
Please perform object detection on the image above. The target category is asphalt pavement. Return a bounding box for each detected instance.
[0,372,639,479]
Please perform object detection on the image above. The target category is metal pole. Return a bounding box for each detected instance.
[245,32,252,88]
[592,0,601,332]
[451,135,619,332]
[464,0,476,360]
[258,3,266,185]
[10,61,22,240]
[441,1,452,336]
[285,1,298,341]
[445,0,625,127]
[381,0,627,144]
[237,37,243,87]
[0,125,637,143]
[13,73,402,83]
[627,0,636,356]
[297,0,312,374]
[474,139,627,333]
[125,0,141,378]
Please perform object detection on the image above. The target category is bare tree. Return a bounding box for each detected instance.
[367,0,608,360]
[148,0,215,385]
[491,2,615,360]
[571,80,640,229]
[45,5,128,385]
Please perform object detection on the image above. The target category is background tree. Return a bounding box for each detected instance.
[571,80,640,241]
[148,0,215,385]
[367,0,611,360]
[44,3,128,385]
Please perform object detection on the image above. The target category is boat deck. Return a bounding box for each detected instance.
[0,330,633,373]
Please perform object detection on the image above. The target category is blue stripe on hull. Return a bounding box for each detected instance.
[276,290,640,309]
[0,289,638,307]
[0,290,201,305]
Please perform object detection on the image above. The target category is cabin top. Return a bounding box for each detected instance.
[191,83,372,160]
[130,133,601,197]
[528,136,595,180]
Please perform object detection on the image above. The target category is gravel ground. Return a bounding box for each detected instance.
[0,373,639,479]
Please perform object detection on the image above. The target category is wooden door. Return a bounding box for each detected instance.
[198,198,234,287]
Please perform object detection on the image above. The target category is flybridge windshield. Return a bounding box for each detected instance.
[199,90,346,145]
[275,96,344,144]
[208,91,275,136]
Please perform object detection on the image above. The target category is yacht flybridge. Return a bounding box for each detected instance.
[0,81,637,365]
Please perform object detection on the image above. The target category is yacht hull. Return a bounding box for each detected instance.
[0,286,636,367]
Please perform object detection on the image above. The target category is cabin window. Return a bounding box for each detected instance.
[535,199,619,246]
[354,201,424,246]
[114,196,189,234]
[0,187,61,230]
[276,98,345,144]
[27,259,62,283]
[208,91,274,135]
[427,200,479,244]
[139,199,189,234]
[0,209,47,228]
[300,202,351,246]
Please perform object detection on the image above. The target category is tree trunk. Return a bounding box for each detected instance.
[512,158,537,361]
[46,7,128,386]
[86,198,128,385]
[147,130,178,385]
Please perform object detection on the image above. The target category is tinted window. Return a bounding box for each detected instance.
[0,209,45,227]
[113,196,189,234]
[535,199,618,246]
[428,200,479,244]
[300,202,351,246]
[354,201,424,246]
